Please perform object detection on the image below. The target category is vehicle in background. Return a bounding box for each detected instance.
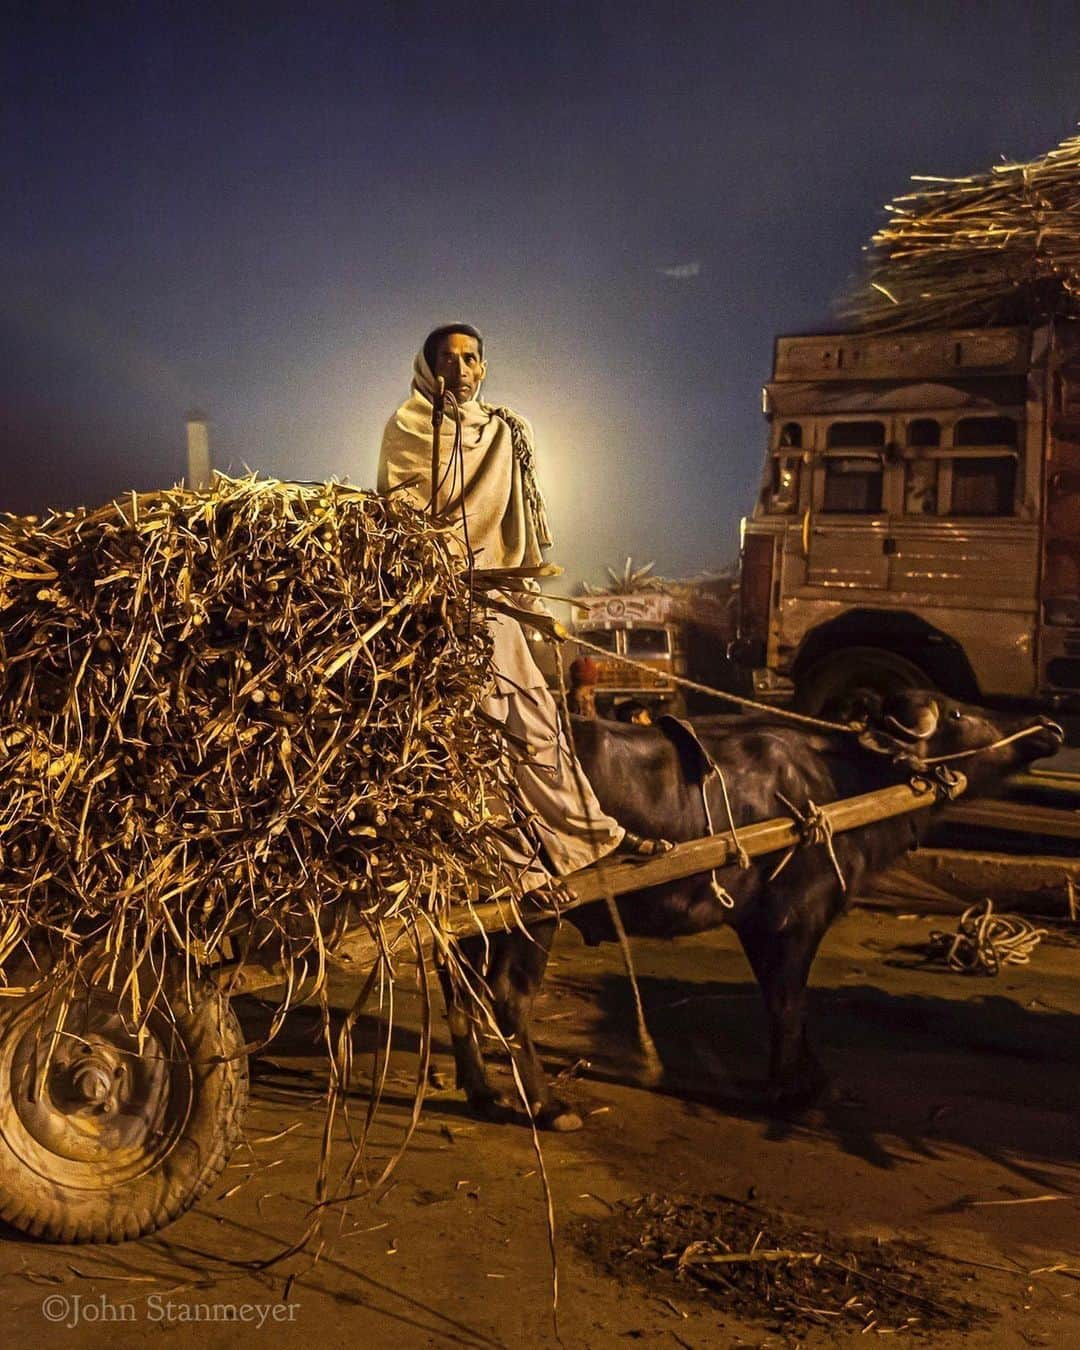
[568,589,687,718]
[732,321,1080,715]
[564,576,736,719]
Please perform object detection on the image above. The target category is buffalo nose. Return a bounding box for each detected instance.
[1038,716,1066,743]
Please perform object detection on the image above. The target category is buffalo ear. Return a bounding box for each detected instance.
[657,714,714,785]
[823,685,883,727]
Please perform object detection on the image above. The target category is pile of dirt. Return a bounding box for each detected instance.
[576,1192,986,1337]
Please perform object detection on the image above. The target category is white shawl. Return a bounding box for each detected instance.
[377,348,550,570]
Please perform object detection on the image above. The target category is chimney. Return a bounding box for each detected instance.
[185,410,212,490]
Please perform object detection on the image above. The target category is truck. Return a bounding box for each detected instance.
[732,321,1080,716]
[568,588,688,717]
[566,576,735,719]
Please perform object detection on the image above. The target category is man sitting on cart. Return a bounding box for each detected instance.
[378,323,670,889]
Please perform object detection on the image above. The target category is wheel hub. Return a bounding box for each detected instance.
[2,989,194,1181]
[51,1040,124,1111]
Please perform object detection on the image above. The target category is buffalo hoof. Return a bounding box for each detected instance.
[536,1100,584,1132]
[465,1089,517,1125]
[768,1061,830,1114]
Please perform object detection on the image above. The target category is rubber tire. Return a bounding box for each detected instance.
[794,646,932,719]
[0,968,248,1243]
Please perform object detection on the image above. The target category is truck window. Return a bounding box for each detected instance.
[625,627,670,658]
[822,422,885,514]
[822,457,883,513]
[768,454,800,513]
[949,458,1017,516]
[827,420,885,449]
[955,417,1017,446]
[908,418,940,447]
[583,629,617,652]
[947,417,1018,516]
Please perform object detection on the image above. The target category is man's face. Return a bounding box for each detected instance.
[432,332,486,404]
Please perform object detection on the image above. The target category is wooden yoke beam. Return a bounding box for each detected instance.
[219,774,956,997]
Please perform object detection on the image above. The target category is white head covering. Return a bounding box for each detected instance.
[378,343,551,570]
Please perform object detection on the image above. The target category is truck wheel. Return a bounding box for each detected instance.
[795,646,932,719]
[0,964,248,1243]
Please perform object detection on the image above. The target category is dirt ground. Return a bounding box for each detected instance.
[1,906,1077,1349]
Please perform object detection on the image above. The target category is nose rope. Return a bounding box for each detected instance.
[554,630,1058,773]
[912,722,1051,767]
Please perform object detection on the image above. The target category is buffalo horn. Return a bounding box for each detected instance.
[884,701,939,741]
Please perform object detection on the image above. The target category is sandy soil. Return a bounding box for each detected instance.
[1,907,1077,1349]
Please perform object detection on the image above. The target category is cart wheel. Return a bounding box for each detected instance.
[0,965,248,1242]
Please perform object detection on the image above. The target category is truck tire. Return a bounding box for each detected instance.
[795,646,932,719]
[0,962,248,1243]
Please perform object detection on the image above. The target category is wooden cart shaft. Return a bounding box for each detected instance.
[218,774,956,997]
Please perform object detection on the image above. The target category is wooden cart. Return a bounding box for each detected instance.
[0,775,952,1243]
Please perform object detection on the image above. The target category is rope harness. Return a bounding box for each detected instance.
[769,793,846,892]
[568,631,855,734]
[667,724,748,910]
[927,899,1047,975]
[556,631,1057,901]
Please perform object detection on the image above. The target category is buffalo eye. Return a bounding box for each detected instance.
[949,708,963,721]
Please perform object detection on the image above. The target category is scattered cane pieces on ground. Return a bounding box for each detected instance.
[576,1193,986,1337]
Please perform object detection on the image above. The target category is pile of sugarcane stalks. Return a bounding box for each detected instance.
[0,474,523,1013]
[843,129,1080,332]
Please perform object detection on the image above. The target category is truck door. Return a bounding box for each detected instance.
[806,421,889,591]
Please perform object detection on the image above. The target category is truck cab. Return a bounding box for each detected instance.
[734,322,1080,714]
[569,591,687,718]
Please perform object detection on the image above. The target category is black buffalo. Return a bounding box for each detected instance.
[438,691,1063,1129]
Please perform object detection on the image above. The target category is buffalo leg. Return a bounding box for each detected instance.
[484,920,582,1132]
[736,901,831,1108]
[438,921,581,1131]
[437,936,513,1120]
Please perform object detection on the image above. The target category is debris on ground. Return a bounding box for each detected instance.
[925,900,1047,975]
[576,1192,986,1337]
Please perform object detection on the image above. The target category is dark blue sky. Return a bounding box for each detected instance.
[3,2,1080,586]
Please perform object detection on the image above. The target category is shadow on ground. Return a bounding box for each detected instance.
[544,966,1079,1180]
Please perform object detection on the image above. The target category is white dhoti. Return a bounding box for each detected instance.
[483,608,623,883]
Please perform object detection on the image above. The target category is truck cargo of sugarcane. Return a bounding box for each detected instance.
[732,132,1080,719]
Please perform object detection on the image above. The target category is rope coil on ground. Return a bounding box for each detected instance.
[927,899,1047,975]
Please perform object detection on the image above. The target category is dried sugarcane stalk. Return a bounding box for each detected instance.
[843,129,1080,331]
[0,473,529,1015]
